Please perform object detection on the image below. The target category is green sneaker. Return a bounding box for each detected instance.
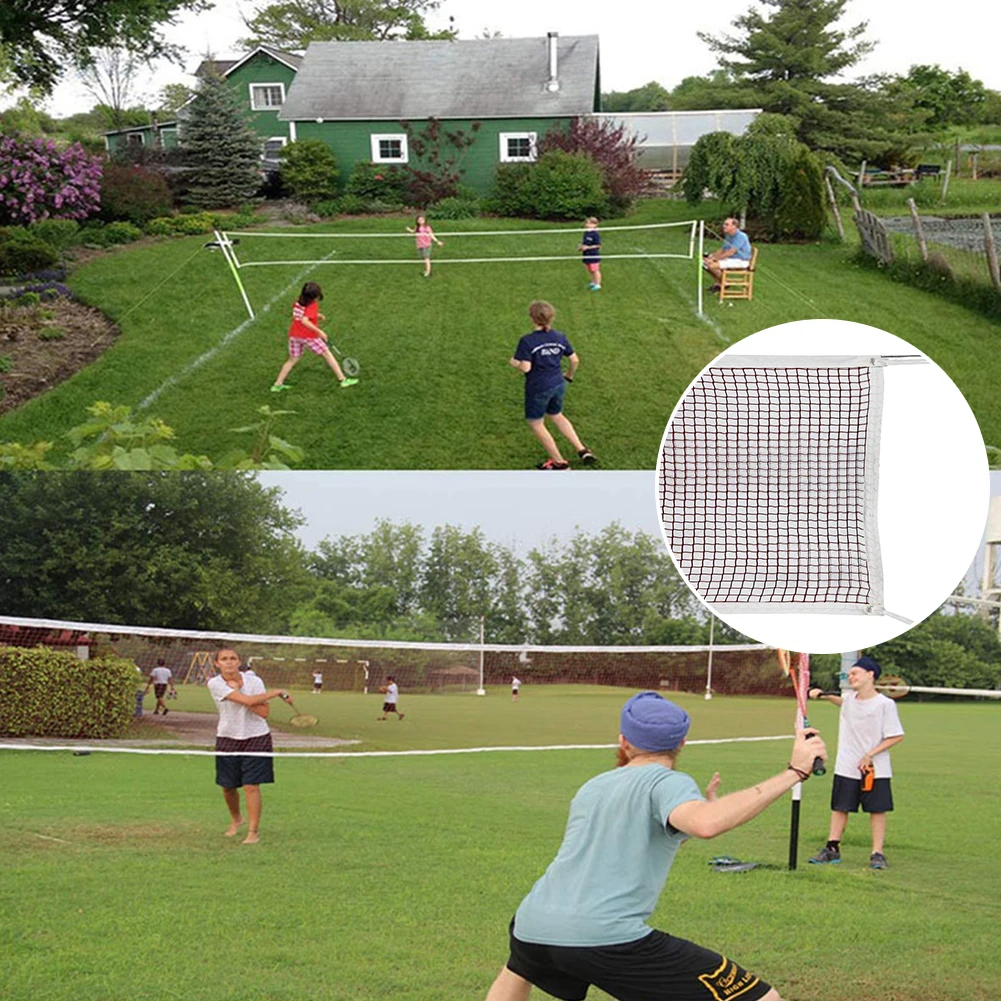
[339,378,359,388]
[270,384,292,392]
[870,852,888,870]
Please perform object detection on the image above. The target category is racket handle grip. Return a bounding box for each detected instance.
[812,756,826,776]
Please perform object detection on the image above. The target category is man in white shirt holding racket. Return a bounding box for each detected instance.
[144,659,176,716]
[808,656,905,869]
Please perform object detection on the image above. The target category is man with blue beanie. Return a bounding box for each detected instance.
[484,691,827,1001]
[808,656,905,870]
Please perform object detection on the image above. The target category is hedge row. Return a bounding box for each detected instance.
[0,646,138,738]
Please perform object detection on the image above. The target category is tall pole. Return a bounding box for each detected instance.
[697,221,705,317]
[477,616,486,696]
[704,613,715,700]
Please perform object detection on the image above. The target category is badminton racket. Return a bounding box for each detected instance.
[778,650,825,776]
[281,694,318,728]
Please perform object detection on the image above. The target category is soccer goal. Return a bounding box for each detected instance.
[212,219,708,320]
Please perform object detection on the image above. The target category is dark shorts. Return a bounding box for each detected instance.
[383,702,397,712]
[525,380,566,421]
[215,733,275,788]
[314,682,322,690]
[831,774,893,813]
[507,922,771,1001]
[153,684,167,698]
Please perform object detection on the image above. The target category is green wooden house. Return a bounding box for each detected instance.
[102,45,302,161]
[278,33,600,194]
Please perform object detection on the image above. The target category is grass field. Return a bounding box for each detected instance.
[1,201,1000,468]
[3,687,999,1001]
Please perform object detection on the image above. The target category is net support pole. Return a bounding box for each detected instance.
[704,614,715,700]
[215,230,255,320]
[477,616,486,696]
[788,783,803,870]
[697,221,705,316]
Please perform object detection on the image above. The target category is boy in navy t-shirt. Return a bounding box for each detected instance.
[577,217,602,290]
[510,301,596,470]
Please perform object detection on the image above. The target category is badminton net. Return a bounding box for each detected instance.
[658,355,892,615]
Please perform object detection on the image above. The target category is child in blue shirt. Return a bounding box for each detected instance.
[510,301,596,470]
[484,692,828,1001]
[577,217,602,290]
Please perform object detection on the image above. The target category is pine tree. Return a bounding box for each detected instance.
[181,71,263,208]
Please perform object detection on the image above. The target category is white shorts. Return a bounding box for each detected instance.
[718,258,751,270]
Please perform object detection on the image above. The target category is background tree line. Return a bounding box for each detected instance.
[1,472,999,692]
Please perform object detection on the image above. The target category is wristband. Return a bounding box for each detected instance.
[564,375,573,383]
[787,764,810,782]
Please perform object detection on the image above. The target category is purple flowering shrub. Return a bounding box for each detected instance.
[0,136,102,225]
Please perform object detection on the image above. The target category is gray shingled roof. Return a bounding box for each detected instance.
[195,46,302,78]
[278,35,599,121]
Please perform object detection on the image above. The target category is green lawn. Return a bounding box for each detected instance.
[3,690,999,1001]
[1,201,999,468]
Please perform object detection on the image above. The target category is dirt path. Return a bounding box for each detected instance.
[1,711,358,749]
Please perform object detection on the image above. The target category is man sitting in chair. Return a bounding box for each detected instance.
[703,217,752,292]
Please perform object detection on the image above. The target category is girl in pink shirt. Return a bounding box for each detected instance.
[406,215,444,277]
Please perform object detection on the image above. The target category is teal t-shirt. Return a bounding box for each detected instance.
[514,763,704,946]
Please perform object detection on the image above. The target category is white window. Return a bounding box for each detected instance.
[499,132,537,163]
[159,128,177,146]
[249,83,286,111]
[126,132,146,147]
[263,136,288,160]
[371,133,408,164]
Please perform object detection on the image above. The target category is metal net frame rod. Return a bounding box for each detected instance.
[235,252,696,268]
[222,220,702,240]
[0,615,768,657]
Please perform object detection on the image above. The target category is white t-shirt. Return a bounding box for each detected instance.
[386,682,399,704]
[150,666,172,685]
[208,672,271,740]
[313,672,323,684]
[512,678,521,690]
[834,691,904,779]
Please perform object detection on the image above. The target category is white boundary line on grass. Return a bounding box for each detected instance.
[133,255,334,413]
[0,735,791,759]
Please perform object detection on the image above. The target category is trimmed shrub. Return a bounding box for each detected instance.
[335,194,366,216]
[312,199,342,218]
[345,161,409,203]
[144,216,176,236]
[170,212,218,235]
[428,196,480,220]
[0,232,60,276]
[523,152,609,220]
[102,221,144,244]
[774,148,826,240]
[0,646,137,738]
[486,163,535,217]
[279,140,340,203]
[30,218,80,250]
[99,163,173,225]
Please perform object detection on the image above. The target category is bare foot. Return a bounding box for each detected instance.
[242,830,260,845]
[225,817,245,837]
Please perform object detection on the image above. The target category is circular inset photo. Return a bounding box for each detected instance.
[655,320,989,653]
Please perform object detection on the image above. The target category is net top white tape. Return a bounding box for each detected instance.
[659,354,906,615]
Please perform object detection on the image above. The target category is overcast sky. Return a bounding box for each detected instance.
[22,0,1001,117]
[259,470,1001,598]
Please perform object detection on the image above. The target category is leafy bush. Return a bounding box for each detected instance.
[279,140,340,203]
[38,327,67,340]
[0,354,13,372]
[336,194,366,216]
[345,161,409,202]
[103,221,144,244]
[774,148,826,239]
[144,217,176,236]
[428,196,480,220]
[521,152,609,220]
[15,291,42,307]
[30,218,80,250]
[99,163,173,225]
[0,233,60,276]
[0,135,102,225]
[171,212,218,235]
[311,199,342,218]
[486,164,536,217]
[0,646,137,738]
[538,117,647,214]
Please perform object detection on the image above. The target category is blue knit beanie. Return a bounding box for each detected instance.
[620,691,691,752]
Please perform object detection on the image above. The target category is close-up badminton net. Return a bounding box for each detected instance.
[658,354,924,619]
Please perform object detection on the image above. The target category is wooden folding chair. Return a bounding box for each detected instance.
[719,246,758,302]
